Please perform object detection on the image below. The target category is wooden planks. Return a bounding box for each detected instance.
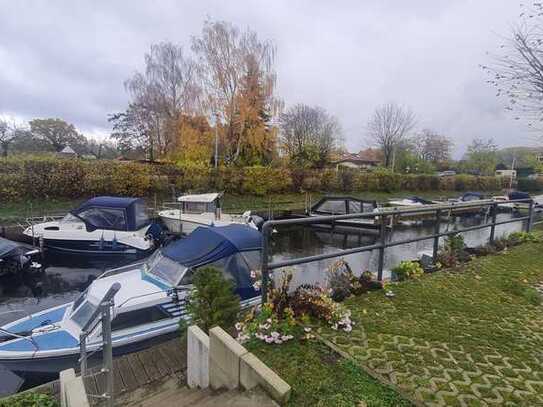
[83,338,187,400]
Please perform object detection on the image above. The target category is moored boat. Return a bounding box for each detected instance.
[158,192,262,234]
[22,197,162,256]
[0,225,262,374]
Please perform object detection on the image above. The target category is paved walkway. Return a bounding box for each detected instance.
[317,242,543,406]
[117,376,277,407]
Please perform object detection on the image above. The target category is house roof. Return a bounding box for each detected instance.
[59,146,76,154]
[334,151,380,165]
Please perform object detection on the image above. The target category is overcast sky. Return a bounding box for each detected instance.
[0,0,536,157]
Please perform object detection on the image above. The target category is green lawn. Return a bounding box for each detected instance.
[246,238,543,406]
[314,239,543,406]
[247,339,413,407]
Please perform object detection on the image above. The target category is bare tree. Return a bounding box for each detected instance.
[366,103,416,168]
[279,104,343,167]
[192,19,278,164]
[482,3,543,132]
[415,129,453,163]
[125,42,200,156]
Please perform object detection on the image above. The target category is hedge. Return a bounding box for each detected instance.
[0,157,512,201]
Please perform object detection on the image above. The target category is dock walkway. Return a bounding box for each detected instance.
[84,338,186,406]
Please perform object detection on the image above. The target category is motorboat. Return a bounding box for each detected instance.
[307,196,380,234]
[0,237,41,277]
[22,197,162,256]
[0,225,262,374]
[158,192,262,234]
[387,196,439,208]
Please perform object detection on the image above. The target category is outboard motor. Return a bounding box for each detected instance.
[249,215,265,231]
[145,223,165,246]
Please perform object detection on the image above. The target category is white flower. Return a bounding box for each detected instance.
[331,324,338,330]
[235,322,243,331]
[250,270,257,279]
[274,338,283,344]
[266,318,272,323]
[304,327,312,333]
[265,337,274,344]
[252,281,261,290]
[343,325,353,333]
[281,335,292,341]
[271,331,280,338]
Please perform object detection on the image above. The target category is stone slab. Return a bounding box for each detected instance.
[187,325,210,389]
[209,326,248,390]
[240,352,291,404]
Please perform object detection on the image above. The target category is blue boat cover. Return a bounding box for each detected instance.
[509,191,531,201]
[72,196,151,231]
[162,225,262,267]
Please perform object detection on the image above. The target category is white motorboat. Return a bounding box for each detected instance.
[158,193,261,234]
[0,225,262,374]
[22,197,162,256]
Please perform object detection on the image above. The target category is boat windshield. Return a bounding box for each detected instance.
[145,250,186,286]
[61,213,83,223]
[70,300,98,329]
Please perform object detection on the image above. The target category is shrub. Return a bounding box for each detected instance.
[507,231,540,245]
[437,233,468,268]
[391,260,424,281]
[0,392,58,407]
[326,260,381,301]
[236,270,354,345]
[186,266,241,333]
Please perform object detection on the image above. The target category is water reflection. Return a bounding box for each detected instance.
[269,212,530,287]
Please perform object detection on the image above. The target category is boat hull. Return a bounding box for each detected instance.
[22,236,154,257]
[0,330,179,375]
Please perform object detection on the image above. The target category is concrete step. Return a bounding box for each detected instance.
[196,388,279,407]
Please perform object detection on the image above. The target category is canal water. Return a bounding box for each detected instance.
[0,207,539,394]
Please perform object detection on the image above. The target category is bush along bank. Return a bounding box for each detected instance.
[0,156,514,201]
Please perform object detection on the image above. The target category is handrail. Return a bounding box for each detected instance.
[259,198,537,302]
[116,288,170,309]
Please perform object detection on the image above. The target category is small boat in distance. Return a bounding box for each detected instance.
[387,196,439,208]
[158,192,262,235]
[22,197,162,256]
[0,225,262,374]
[307,196,380,234]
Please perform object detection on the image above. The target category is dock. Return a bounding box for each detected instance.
[22,338,186,406]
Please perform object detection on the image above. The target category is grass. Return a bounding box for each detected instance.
[245,236,543,406]
[246,339,413,407]
[314,238,543,406]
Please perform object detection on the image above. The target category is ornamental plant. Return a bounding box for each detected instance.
[236,270,354,345]
[391,260,424,281]
[186,266,241,333]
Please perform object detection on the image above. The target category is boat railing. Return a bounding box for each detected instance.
[79,282,120,407]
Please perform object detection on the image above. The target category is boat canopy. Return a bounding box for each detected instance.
[162,224,261,267]
[146,225,262,290]
[177,193,222,203]
[508,191,531,201]
[71,196,150,232]
[0,237,25,260]
[311,196,377,215]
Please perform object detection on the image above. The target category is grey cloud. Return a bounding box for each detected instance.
[0,0,536,156]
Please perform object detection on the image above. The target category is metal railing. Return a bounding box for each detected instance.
[260,199,537,302]
[79,282,120,407]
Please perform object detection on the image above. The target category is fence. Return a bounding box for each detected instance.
[260,199,538,302]
[78,282,120,407]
